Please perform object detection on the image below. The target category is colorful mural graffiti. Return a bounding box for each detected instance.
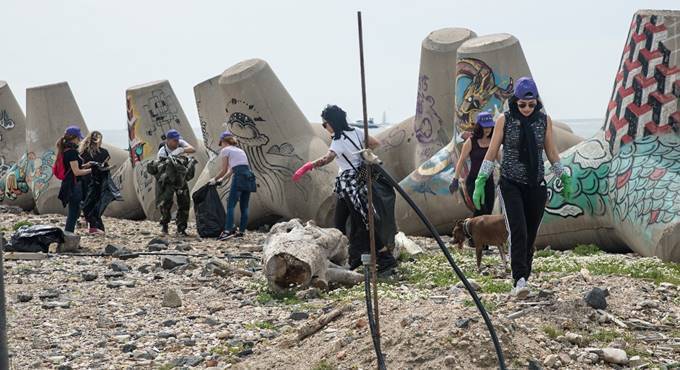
[0,154,30,202]
[400,141,457,196]
[544,134,680,240]
[126,95,147,165]
[602,13,680,154]
[455,58,513,132]
[26,150,55,201]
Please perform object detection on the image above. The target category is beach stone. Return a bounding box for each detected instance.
[110,262,129,272]
[584,287,608,309]
[544,354,559,368]
[104,244,127,255]
[122,343,137,353]
[82,272,98,282]
[601,348,628,365]
[161,289,182,308]
[173,355,203,367]
[17,293,33,303]
[528,359,543,370]
[162,319,177,327]
[456,279,481,291]
[162,256,189,270]
[565,332,584,345]
[289,312,309,321]
[39,289,60,300]
[104,271,124,280]
[42,301,70,309]
[147,244,166,252]
[444,356,456,366]
[147,238,169,246]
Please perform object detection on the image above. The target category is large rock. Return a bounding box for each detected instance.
[538,10,680,262]
[0,81,34,211]
[263,219,362,291]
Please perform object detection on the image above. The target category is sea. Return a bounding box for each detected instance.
[100,119,603,151]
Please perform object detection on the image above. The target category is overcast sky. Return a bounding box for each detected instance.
[3,0,678,130]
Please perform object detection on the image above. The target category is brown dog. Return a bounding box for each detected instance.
[452,214,509,272]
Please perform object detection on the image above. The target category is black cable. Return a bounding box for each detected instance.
[363,258,387,370]
[374,165,507,370]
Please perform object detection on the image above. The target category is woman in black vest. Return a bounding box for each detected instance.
[473,77,572,299]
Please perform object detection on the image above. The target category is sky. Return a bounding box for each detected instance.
[3,0,679,131]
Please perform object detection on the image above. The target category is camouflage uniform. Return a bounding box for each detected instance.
[147,155,196,232]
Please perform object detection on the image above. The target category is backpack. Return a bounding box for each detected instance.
[53,149,73,181]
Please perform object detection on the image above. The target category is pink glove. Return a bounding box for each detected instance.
[292,162,314,182]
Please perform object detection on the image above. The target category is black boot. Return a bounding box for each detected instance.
[161,224,169,234]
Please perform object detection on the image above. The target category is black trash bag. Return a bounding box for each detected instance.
[372,176,397,250]
[83,167,122,223]
[192,183,226,238]
[6,225,64,253]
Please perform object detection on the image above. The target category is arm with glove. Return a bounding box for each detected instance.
[292,150,337,182]
[544,116,572,200]
[472,116,505,210]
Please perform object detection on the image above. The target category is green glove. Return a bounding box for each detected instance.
[560,172,572,200]
[473,173,489,210]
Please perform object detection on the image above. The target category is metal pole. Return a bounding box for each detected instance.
[357,11,381,335]
[0,233,10,369]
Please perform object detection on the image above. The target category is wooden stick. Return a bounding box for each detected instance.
[297,305,351,341]
[357,11,381,334]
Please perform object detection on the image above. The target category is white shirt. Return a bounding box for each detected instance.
[330,129,365,174]
[219,145,249,169]
[157,139,189,159]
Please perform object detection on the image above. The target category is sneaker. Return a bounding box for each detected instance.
[233,231,244,238]
[177,230,190,237]
[218,230,237,241]
[161,224,169,234]
[512,277,530,300]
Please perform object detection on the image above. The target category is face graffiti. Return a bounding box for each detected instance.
[455,58,513,133]
[143,89,181,137]
[224,98,308,202]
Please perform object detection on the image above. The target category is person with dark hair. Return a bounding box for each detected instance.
[79,131,111,234]
[473,77,572,299]
[209,130,256,240]
[452,111,497,217]
[56,125,94,233]
[293,105,397,272]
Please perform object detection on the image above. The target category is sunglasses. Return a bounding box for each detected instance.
[518,102,536,109]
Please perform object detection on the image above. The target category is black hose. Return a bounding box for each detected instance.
[374,165,507,370]
[363,258,387,370]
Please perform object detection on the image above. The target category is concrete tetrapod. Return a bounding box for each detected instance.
[126,80,208,221]
[24,82,142,217]
[413,28,477,165]
[192,59,338,227]
[539,9,680,262]
[396,33,583,235]
[0,82,34,210]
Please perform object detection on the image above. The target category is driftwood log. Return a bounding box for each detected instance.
[263,219,363,291]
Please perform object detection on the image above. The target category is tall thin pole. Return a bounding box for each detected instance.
[0,233,9,369]
[357,11,381,334]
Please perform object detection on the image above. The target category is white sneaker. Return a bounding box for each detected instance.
[512,277,530,300]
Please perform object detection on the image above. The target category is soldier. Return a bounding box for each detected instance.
[149,129,197,235]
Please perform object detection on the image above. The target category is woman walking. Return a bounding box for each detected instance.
[293,105,397,272]
[211,131,256,240]
[452,111,497,217]
[57,125,93,233]
[473,77,572,299]
[79,131,111,234]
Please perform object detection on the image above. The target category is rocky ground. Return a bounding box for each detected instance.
[0,207,678,369]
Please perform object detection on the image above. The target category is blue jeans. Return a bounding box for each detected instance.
[65,182,83,232]
[225,165,252,232]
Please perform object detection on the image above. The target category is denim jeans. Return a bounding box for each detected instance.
[65,182,83,232]
[225,165,252,232]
